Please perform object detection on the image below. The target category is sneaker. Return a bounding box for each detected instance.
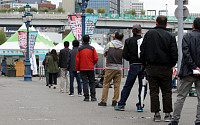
[83,98,89,102]
[68,93,74,97]
[114,105,125,111]
[78,93,82,97]
[195,122,200,125]
[153,113,161,122]
[164,113,172,122]
[168,121,178,125]
[91,98,97,101]
[112,101,117,106]
[98,101,107,106]
[137,106,143,112]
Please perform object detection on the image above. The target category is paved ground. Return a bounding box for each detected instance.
[0,76,197,125]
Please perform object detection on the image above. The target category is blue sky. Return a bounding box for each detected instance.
[49,0,200,16]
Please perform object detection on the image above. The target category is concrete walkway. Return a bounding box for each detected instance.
[0,76,197,125]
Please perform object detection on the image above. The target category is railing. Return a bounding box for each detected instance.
[0,11,196,22]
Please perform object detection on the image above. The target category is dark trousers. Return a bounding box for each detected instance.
[80,71,96,98]
[118,64,147,107]
[69,71,82,94]
[146,64,172,113]
[49,73,57,85]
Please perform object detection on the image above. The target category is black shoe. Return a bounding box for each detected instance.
[137,106,143,112]
[83,98,89,102]
[91,98,97,101]
[164,113,172,122]
[195,122,200,125]
[153,113,161,122]
[168,121,178,125]
[49,86,51,88]
[112,101,117,106]
[68,93,74,97]
[53,87,56,89]
[98,101,107,106]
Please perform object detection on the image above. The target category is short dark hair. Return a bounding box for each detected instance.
[115,32,124,41]
[72,40,79,47]
[64,41,69,48]
[193,18,200,30]
[132,24,142,35]
[156,15,167,26]
[82,35,90,43]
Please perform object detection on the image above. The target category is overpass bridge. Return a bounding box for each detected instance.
[0,12,194,30]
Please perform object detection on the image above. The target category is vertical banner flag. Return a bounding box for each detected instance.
[68,14,82,41]
[18,31,27,56]
[18,31,38,58]
[68,14,98,43]
[85,14,98,41]
[29,31,38,57]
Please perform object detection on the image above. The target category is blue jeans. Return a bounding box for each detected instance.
[69,71,82,94]
[118,64,147,107]
[172,77,177,87]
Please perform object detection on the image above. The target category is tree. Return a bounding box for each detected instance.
[7,8,18,12]
[31,8,38,12]
[56,7,65,13]
[18,7,25,12]
[141,10,145,15]
[124,9,136,15]
[86,7,94,14]
[0,30,7,45]
[98,8,105,13]
[39,7,49,12]
[0,8,8,12]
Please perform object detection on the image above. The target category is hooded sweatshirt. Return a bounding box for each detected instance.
[104,40,123,70]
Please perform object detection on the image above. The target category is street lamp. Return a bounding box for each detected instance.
[22,3,33,81]
[77,0,89,38]
[166,4,168,16]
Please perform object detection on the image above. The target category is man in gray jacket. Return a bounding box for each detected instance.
[68,40,82,96]
[98,32,124,106]
[169,18,200,125]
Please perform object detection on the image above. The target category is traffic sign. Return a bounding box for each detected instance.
[174,6,189,20]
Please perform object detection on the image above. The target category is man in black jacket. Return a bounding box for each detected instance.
[169,18,200,125]
[114,24,147,112]
[59,41,70,93]
[140,15,178,122]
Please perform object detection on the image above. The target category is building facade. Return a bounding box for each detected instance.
[87,0,119,14]
[62,0,75,13]
[123,0,143,15]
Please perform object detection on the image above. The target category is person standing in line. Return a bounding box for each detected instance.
[172,67,177,89]
[140,15,178,122]
[169,18,200,125]
[75,35,99,102]
[98,32,124,107]
[43,52,50,86]
[1,58,7,76]
[46,49,59,89]
[58,41,70,93]
[114,24,147,112]
[68,40,82,96]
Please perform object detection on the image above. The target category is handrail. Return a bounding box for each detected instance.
[0,12,196,22]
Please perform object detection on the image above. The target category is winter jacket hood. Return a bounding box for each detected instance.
[111,40,123,49]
